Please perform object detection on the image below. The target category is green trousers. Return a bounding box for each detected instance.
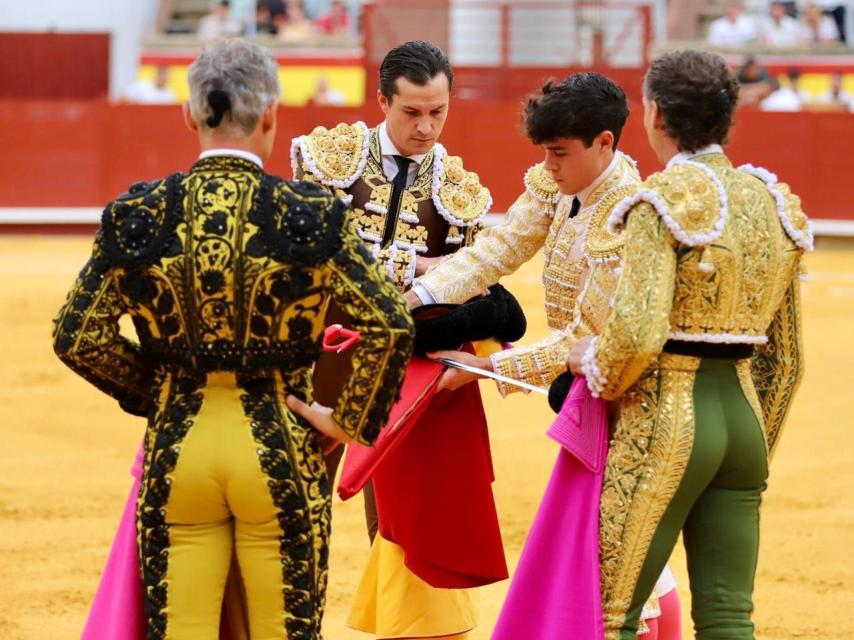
[617,358,769,639]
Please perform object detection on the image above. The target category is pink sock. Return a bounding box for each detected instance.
[638,615,659,639]
[656,589,683,640]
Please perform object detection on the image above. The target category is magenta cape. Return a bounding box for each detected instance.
[492,377,608,640]
[82,446,243,639]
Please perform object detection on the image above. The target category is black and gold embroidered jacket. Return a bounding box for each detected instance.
[52,155,414,445]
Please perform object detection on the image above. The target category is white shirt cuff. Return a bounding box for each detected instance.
[411,284,436,306]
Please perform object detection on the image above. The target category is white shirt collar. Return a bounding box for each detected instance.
[198,148,264,168]
[575,151,621,205]
[666,144,724,169]
[379,122,428,165]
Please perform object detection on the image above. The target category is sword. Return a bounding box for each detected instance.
[435,358,549,396]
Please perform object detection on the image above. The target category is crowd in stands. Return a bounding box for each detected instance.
[198,0,354,41]
[708,1,847,48]
[738,58,852,111]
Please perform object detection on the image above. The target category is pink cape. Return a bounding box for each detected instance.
[82,446,244,639]
[491,377,608,640]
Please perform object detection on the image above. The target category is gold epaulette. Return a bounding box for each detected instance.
[433,148,492,226]
[523,162,560,206]
[608,162,725,247]
[291,121,370,189]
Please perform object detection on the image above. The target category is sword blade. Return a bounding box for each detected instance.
[436,358,549,396]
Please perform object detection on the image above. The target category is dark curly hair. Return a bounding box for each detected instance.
[379,41,453,103]
[644,50,739,152]
[523,73,629,148]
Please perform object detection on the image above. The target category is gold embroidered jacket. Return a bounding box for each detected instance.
[52,156,414,445]
[584,153,811,454]
[290,121,491,290]
[415,153,640,394]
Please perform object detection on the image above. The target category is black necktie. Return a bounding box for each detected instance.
[383,155,414,246]
[568,197,581,219]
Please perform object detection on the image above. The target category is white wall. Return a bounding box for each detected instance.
[0,0,150,99]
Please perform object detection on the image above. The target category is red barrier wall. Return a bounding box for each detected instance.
[0,99,850,218]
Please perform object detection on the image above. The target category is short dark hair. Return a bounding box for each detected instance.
[645,50,739,153]
[523,73,629,148]
[379,41,453,102]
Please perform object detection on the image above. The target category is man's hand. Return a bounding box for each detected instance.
[403,289,423,310]
[567,336,594,377]
[286,395,354,446]
[428,349,493,392]
[414,255,442,276]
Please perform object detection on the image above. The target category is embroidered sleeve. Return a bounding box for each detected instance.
[750,274,805,457]
[414,190,552,304]
[52,233,158,417]
[585,202,677,399]
[490,329,574,397]
[325,225,415,445]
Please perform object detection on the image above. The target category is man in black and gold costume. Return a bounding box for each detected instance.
[291,41,496,639]
[53,39,413,639]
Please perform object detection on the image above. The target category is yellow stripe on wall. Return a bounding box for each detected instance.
[136,64,366,106]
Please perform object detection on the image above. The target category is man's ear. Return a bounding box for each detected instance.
[650,100,665,131]
[262,100,278,132]
[183,102,199,133]
[377,89,390,116]
[598,130,615,151]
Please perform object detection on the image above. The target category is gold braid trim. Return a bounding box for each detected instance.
[749,277,804,458]
[735,359,768,455]
[600,356,697,638]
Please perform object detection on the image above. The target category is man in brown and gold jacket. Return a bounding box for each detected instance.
[292,41,497,640]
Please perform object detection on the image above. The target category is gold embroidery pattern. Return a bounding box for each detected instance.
[600,357,698,639]
[735,359,768,453]
[585,184,637,263]
[749,278,804,457]
[644,163,722,238]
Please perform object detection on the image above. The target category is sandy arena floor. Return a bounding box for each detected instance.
[0,235,852,639]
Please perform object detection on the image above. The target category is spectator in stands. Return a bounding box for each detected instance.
[307,77,346,106]
[708,1,758,47]
[813,0,847,43]
[277,0,314,41]
[817,72,853,110]
[801,2,838,44]
[255,4,276,35]
[125,66,177,104]
[761,68,805,111]
[736,55,775,106]
[761,1,803,47]
[197,0,242,40]
[315,0,352,36]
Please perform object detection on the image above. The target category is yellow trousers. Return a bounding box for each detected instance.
[138,372,329,640]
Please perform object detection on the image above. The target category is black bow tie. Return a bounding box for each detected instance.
[568,197,581,219]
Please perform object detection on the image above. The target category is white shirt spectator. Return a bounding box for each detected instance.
[760,87,803,111]
[708,14,758,47]
[817,89,853,109]
[762,14,803,47]
[800,15,838,42]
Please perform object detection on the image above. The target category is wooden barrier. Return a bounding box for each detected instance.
[0,99,851,219]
